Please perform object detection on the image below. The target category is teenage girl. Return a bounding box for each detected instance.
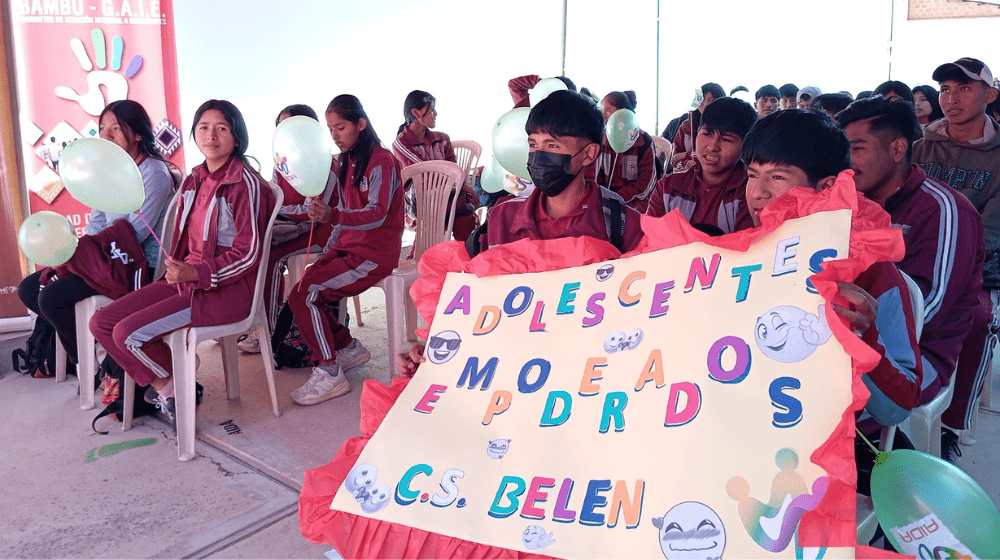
[19,100,175,373]
[286,94,404,406]
[91,99,275,417]
[597,90,658,213]
[237,104,339,354]
[391,90,478,242]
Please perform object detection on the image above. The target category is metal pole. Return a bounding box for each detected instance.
[656,0,661,133]
[888,0,895,79]
[561,0,567,77]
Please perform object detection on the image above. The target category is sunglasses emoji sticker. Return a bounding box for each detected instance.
[427,330,463,364]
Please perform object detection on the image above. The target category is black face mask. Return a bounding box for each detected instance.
[526,146,588,197]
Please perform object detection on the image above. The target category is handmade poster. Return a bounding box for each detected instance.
[9,0,184,236]
[331,210,859,559]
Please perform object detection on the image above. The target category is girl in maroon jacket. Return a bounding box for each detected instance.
[91,100,275,419]
[287,94,404,406]
[18,99,175,375]
[596,90,658,212]
[238,104,339,354]
[391,90,478,242]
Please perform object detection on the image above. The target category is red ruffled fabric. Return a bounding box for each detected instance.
[299,170,905,558]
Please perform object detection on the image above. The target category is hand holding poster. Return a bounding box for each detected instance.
[330,206,866,559]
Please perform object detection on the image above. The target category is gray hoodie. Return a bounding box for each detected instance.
[913,117,1000,288]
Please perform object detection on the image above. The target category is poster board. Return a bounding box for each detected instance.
[331,210,858,559]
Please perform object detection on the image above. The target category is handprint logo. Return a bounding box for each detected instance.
[55,28,144,116]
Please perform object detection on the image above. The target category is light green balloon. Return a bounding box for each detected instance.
[59,137,144,214]
[272,116,334,197]
[491,108,531,180]
[18,211,78,267]
[606,109,640,154]
[480,156,505,194]
[871,449,1000,558]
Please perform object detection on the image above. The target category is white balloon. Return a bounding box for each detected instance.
[528,78,568,107]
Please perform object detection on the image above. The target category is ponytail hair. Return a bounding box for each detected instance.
[327,94,381,188]
[397,90,435,135]
[604,90,637,112]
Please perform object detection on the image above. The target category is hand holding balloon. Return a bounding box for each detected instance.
[164,257,198,284]
[307,198,336,223]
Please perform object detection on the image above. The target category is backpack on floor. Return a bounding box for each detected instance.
[270,303,314,369]
[90,355,203,434]
[12,317,69,378]
[270,301,349,369]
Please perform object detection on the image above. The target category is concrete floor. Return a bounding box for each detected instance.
[1,286,997,559]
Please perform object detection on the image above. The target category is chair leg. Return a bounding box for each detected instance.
[384,278,405,383]
[122,376,135,431]
[220,334,241,400]
[255,313,281,418]
[169,329,198,461]
[353,295,364,327]
[76,306,96,410]
[54,337,67,384]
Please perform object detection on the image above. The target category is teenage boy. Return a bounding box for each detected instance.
[407,90,644,373]
[913,57,1000,455]
[740,109,923,432]
[797,86,821,109]
[837,97,985,462]
[779,83,798,110]
[646,97,757,234]
[755,85,780,119]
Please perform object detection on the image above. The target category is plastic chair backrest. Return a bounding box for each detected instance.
[650,136,673,161]
[153,187,184,281]
[403,160,464,262]
[452,140,482,188]
[242,181,284,331]
[899,270,924,341]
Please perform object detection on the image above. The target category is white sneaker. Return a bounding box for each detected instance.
[336,339,370,371]
[237,332,261,354]
[291,365,351,405]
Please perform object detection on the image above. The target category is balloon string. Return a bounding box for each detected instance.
[610,152,619,190]
[855,426,881,456]
[138,210,181,296]
[296,220,315,292]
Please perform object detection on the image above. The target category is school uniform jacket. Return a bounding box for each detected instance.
[884,166,985,384]
[596,130,658,213]
[646,160,753,233]
[392,128,456,166]
[322,146,404,270]
[170,157,275,326]
[43,219,148,299]
[484,180,643,253]
[913,117,1000,288]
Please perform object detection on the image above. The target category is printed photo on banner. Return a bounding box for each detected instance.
[331,210,858,559]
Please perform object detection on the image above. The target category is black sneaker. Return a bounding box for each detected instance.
[143,385,160,405]
[941,428,962,464]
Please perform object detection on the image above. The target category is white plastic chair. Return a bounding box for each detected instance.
[451,140,482,189]
[650,136,674,168]
[895,270,956,457]
[122,182,285,461]
[856,271,922,543]
[364,161,463,375]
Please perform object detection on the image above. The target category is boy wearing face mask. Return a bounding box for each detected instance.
[471,89,644,254]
